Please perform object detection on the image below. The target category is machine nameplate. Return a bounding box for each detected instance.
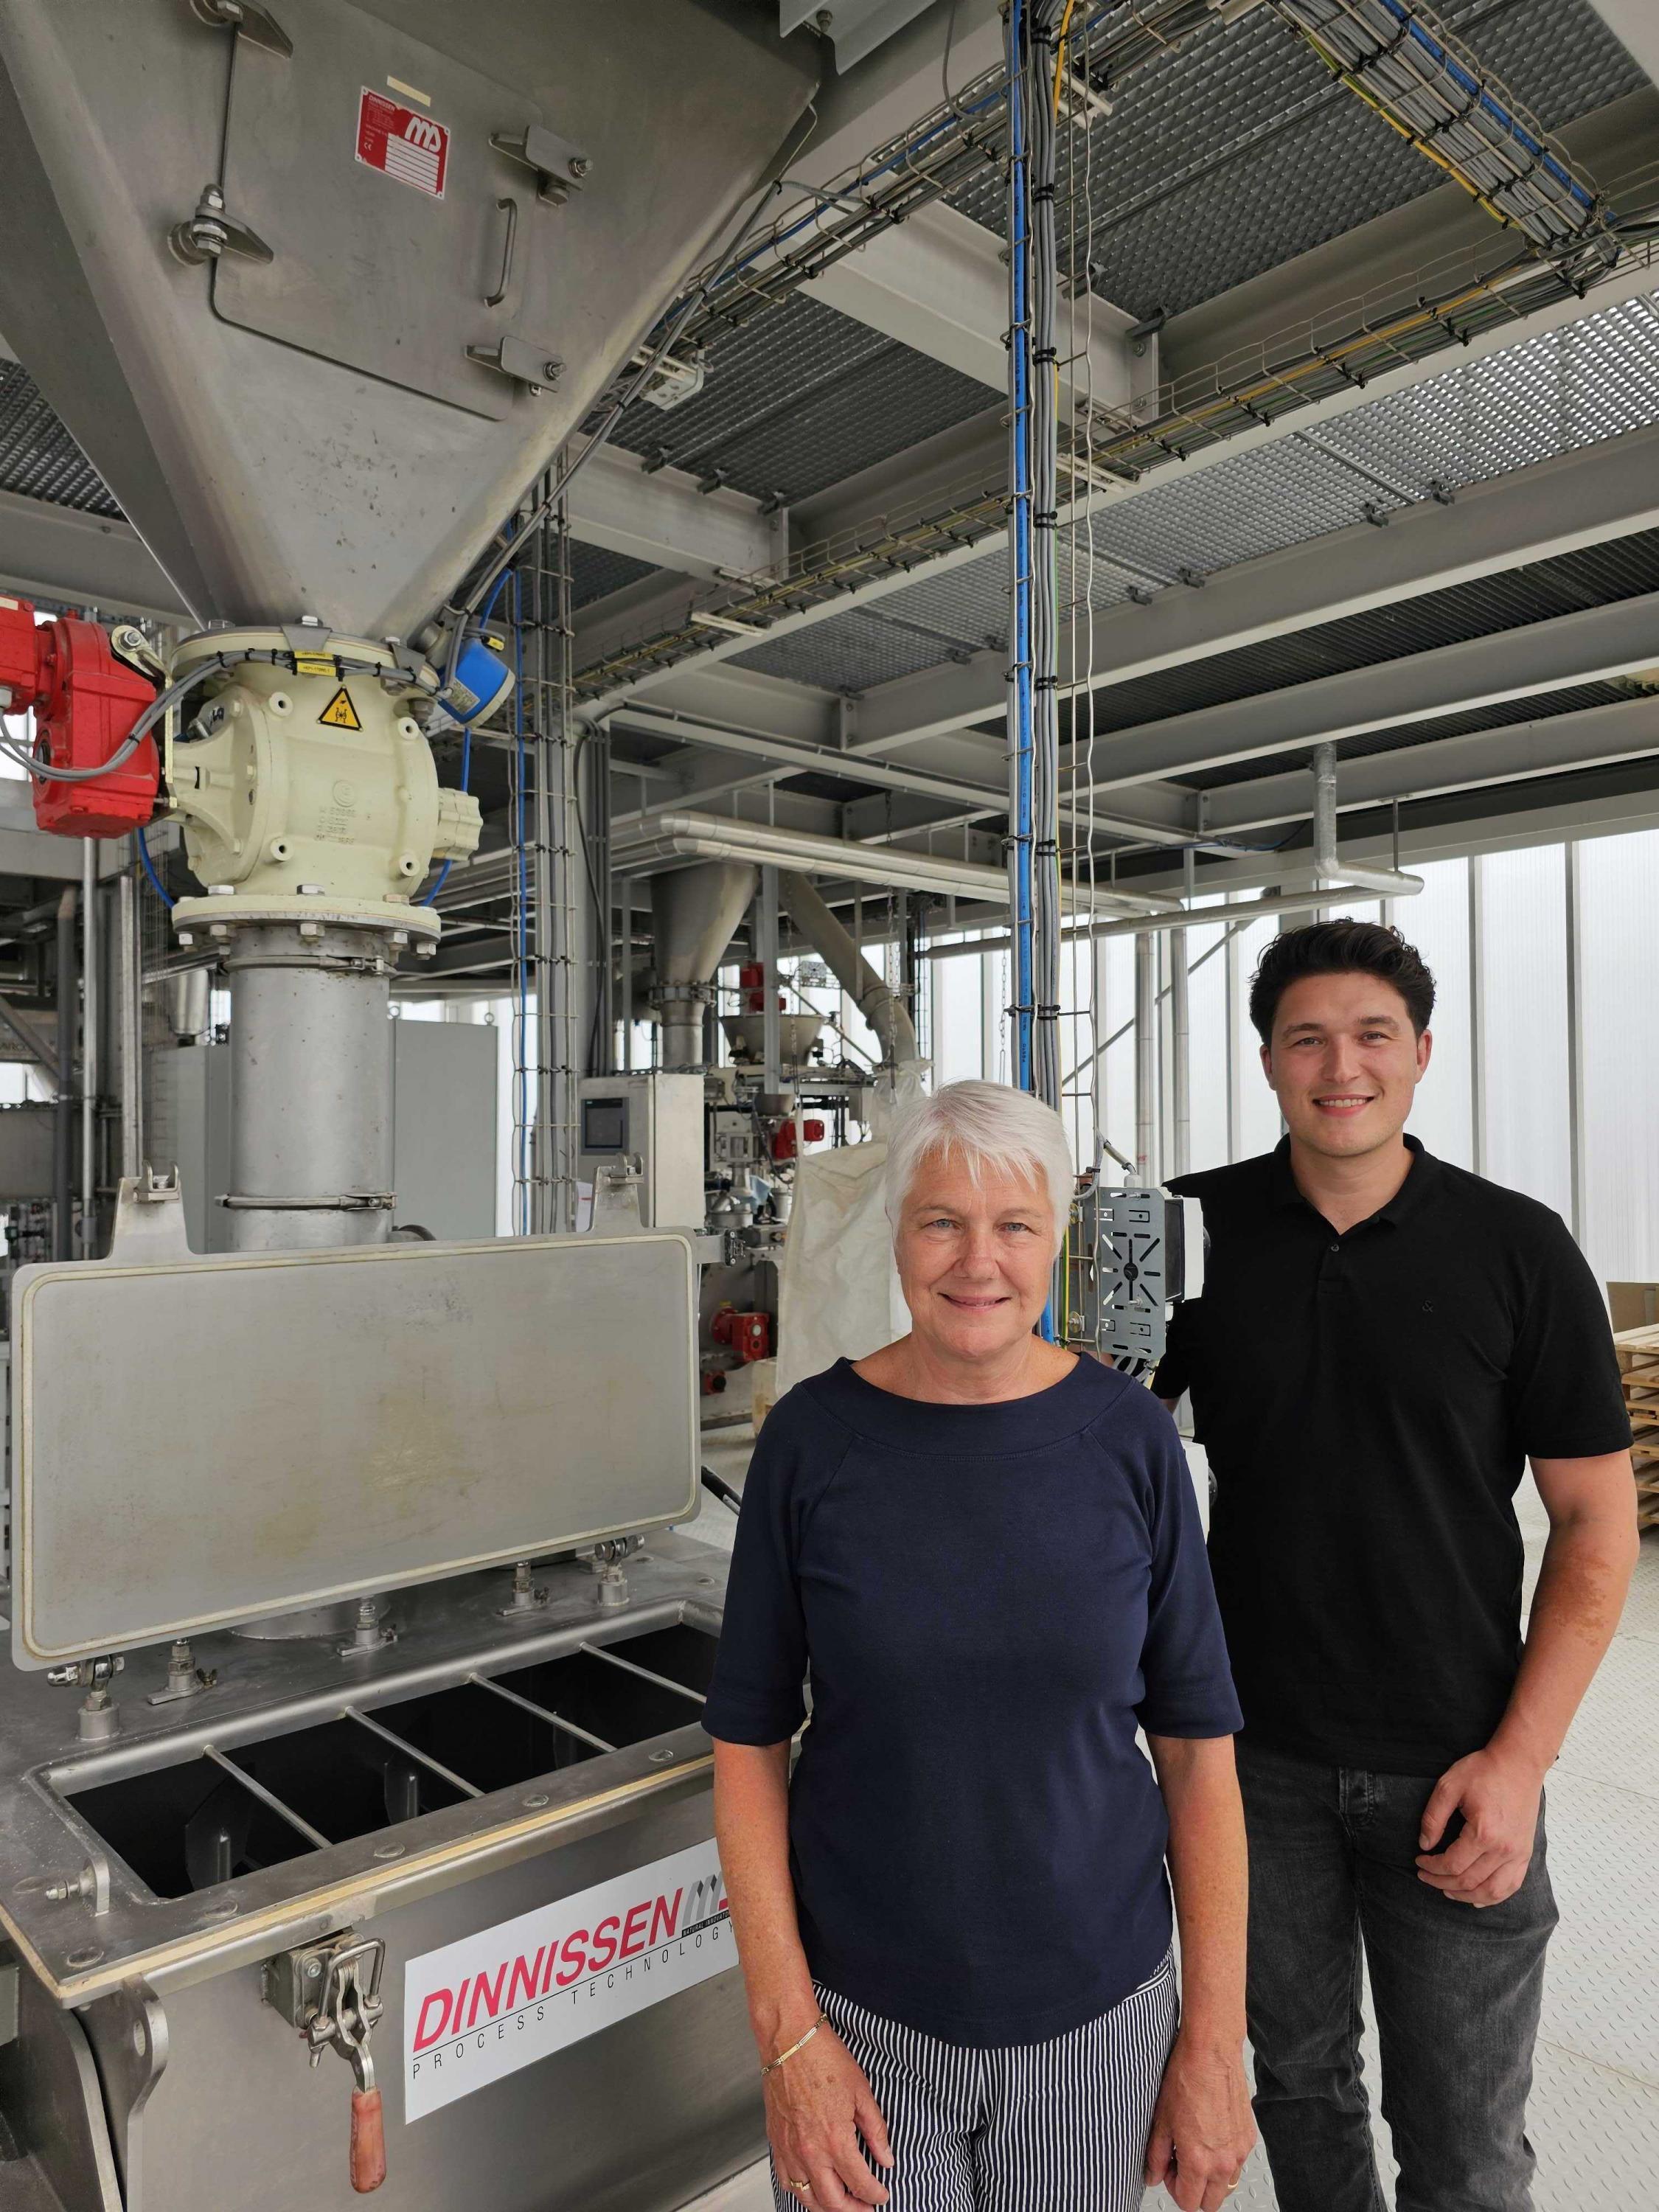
[403,1837,733,2119]
[11,1232,700,1666]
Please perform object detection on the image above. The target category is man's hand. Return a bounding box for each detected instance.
[1144,2030,1256,2211]
[1415,1746,1544,1908]
[764,2020,894,2209]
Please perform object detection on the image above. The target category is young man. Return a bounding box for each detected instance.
[1152,918,1638,2212]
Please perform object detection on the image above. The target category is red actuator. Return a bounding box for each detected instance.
[0,595,159,837]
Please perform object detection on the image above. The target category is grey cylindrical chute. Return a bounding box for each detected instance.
[650,861,757,1068]
[224,926,393,1252]
[779,871,919,1068]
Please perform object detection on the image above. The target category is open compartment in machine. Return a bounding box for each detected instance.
[56,1616,719,1901]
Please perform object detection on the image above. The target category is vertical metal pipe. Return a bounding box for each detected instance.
[1223,897,1240,1164]
[1565,841,1585,1243]
[224,928,392,1252]
[758,868,781,1093]
[1134,929,1156,1186]
[117,869,142,1179]
[80,843,97,1251]
[53,887,77,1260]
[1171,852,1193,1178]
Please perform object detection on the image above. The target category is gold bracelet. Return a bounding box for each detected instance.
[760,2013,828,2078]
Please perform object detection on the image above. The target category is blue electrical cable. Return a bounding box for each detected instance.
[1367,0,1597,218]
[511,569,529,1231]
[133,824,174,909]
[1006,0,1034,1098]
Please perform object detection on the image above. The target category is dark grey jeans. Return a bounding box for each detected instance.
[1236,1739,1558,2212]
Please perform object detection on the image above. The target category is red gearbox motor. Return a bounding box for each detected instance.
[0,595,159,837]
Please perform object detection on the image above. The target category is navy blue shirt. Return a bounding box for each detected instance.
[701,1354,1242,2046]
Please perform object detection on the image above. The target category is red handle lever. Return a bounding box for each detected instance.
[350,2087,386,2193]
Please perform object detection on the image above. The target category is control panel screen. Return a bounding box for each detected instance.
[582,1098,629,1154]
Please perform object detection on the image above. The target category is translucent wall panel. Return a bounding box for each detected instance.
[1392,860,1472,1167]
[1478,847,1571,1224]
[932,939,984,1087]
[1578,830,1659,1291]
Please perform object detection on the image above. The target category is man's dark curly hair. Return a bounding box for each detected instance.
[1248,919,1436,1046]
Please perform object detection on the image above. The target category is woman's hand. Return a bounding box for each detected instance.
[1144,2029,1256,2212]
[764,2020,894,2210]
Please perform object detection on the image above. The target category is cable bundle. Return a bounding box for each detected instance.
[1272,0,1615,268]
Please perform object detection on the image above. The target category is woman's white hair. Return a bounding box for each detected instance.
[885,1080,1074,1253]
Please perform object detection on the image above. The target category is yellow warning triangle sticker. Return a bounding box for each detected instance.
[319,686,362,731]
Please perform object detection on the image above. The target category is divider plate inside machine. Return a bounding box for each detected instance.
[10,1232,699,1668]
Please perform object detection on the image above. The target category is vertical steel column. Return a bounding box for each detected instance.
[52,886,77,1260]
[1170,853,1192,1178]
[117,868,142,1180]
[1565,840,1586,1242]
[80,843,97,1252]
[1134,930,1156,1186]
[759,869,781,1093]
[1223,898,1240,1164]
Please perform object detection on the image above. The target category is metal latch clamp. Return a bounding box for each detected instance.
[264,1933,387,2193]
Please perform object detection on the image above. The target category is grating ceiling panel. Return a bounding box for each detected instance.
[731,282,1659,699]
[949,0,1644,320]
[1317,294,1659,494]
[0,362,119,515]
[608,293,993,507]
[568,540,658,610]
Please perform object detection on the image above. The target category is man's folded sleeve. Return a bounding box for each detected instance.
[700,1428,810,1745]
[1507,1217,1634,1459]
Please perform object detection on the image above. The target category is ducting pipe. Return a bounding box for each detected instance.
[779,870,919,1068]
[611,810,1175,914]
[1311,744,1423,899]
[650,860,757,1069]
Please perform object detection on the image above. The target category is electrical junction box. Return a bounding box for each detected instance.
[1067,1187,1203,1371]
[577,1073,706,1231]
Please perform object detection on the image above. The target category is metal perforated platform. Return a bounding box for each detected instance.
[731,281,1659,700]
[678,1450,1659,2210]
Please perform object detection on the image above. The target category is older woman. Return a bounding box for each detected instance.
[702,1079,1253,2212]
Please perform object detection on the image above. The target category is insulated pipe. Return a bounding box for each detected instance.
[609,811,1175,913]
[779,870,919,1068]
[1312,744,1424,897]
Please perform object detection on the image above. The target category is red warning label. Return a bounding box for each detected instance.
[355,88,448,199]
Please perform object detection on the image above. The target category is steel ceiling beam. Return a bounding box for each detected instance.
[566,445,785,582]
[1068,591,1659,796]
[813,199,1149,409]
[851,417,1659,754]
[1172,693,1659,835]
[0,487,189,622]
[1581,4,1659,88]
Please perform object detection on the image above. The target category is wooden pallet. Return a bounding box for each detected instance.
[1612,1329,1659,1528]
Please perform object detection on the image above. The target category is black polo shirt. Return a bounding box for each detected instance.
[1151,1137,1630,1774]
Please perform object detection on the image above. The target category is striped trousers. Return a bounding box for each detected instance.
[771,1954,1177,2212]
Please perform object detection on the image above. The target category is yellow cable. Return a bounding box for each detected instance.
[1053,0,1079,119]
